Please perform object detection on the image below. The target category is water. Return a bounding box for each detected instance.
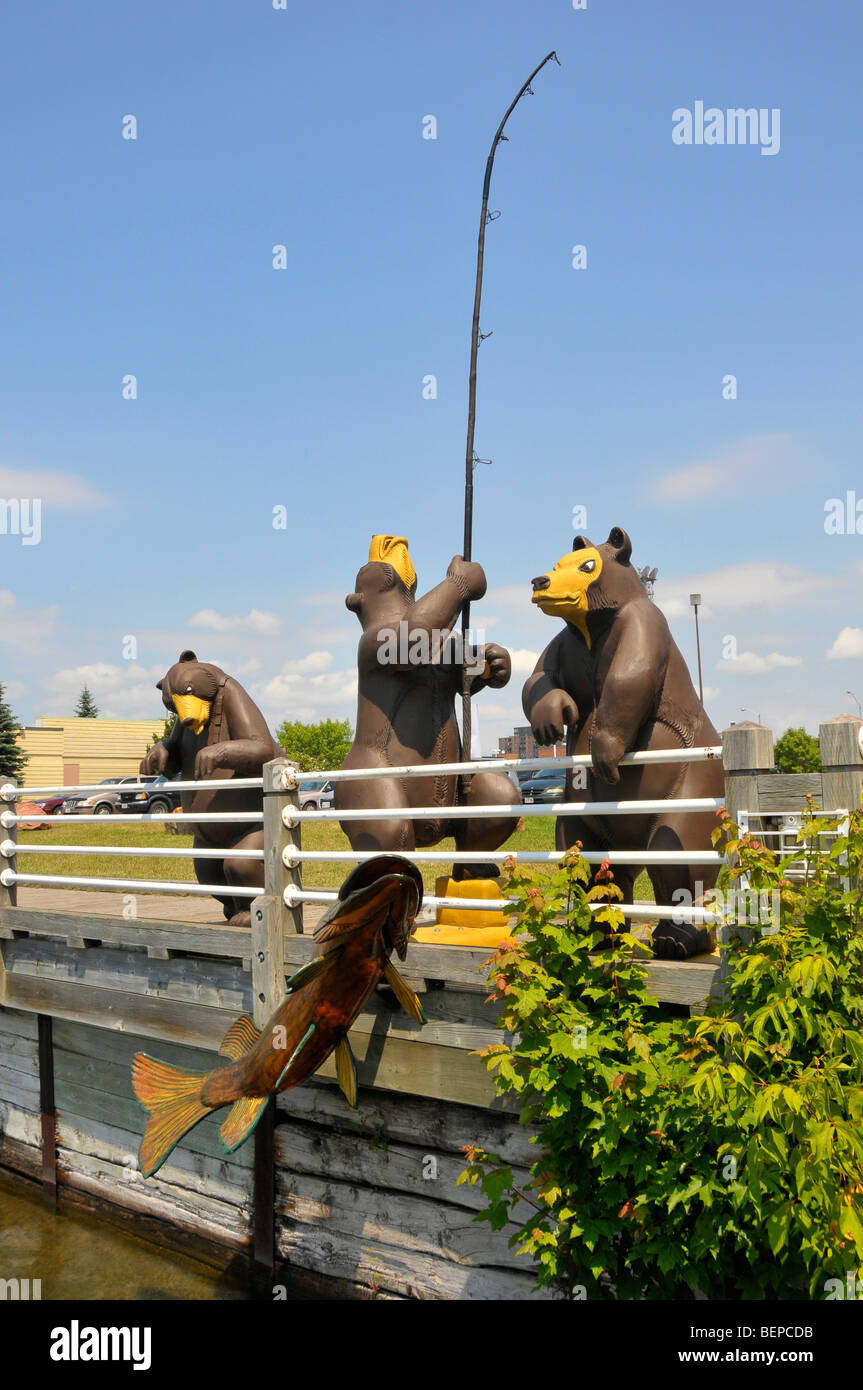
[0,1175,256,1300]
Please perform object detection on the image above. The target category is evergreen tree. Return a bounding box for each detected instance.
[0,683,28,782]
[75,685,99,718]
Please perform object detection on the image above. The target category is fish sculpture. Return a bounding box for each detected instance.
[132,855,426,1177]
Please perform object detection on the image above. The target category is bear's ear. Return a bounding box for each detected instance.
[572,534,592,552]
[606,527,632,564]
[178,650,197,663]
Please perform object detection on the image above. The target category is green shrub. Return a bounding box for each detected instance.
[459,810,863,1300]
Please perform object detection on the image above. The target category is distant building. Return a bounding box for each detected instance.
[498,725,567,761]
[16,717,164,788]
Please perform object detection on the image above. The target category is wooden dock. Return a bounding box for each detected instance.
[0,883,720,1300]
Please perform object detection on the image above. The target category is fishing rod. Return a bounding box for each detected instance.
[460,50,560,764]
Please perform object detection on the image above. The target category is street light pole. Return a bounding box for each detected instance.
[741,706,763,726]
[689,593,703,704]
[847,690,862,719]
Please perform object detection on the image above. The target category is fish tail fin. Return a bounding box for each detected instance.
[220,1095,269,1153]
[132,1053,212,1178]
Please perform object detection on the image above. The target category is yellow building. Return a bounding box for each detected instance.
[17,717,165,790]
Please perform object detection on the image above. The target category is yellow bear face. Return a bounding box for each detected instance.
[531,547,603,644]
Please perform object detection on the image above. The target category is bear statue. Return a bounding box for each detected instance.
[523,526,723,960]
[141,652,282,927]
[336,535,521,857]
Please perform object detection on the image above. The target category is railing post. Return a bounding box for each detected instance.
[818,715,863,816]
[0,778,18,909]
[265,757,303,938]
[719,723,774,991]
[250,757,294,1031]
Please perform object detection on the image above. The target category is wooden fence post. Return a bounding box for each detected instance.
[721,722,774,830]
[718,723,775,989]
[250,757,294,1031]
[819,715,863,815]
[250,757,298,1284]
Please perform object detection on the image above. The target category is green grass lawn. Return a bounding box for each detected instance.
[16,816,654,901]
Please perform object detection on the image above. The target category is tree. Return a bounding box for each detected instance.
[146,713,176,754]
[75,685,99,718]
[275,718,352,772]
[0,683,28,782]
[774,726,822,774]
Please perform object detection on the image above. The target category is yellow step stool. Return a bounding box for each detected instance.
[413,876,513,948]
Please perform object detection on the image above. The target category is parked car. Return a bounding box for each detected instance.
[520,769,567,804]
[61,776,147,816]
[33,796,65,816]
[118,775,182,816]
[299,779,335,811]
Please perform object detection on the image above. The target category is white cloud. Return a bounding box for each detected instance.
[653,432,794,503]
[188,608,281,635]
[827,627,863,660]
[656,562,834,620]
[0,465,107,509]
[717,651,801,675]
[41,663,166,720]
[261,656,356,722]
[0,591,61,647]
[507,648,540,676]
[280,651,334,675]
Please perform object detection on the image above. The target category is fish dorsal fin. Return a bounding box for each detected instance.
[219,1014,261,1061]
[314,878,395,944]
[335,1036,358,1108]
[275,1021,316,1089]
[285,954,327,993]
[383,960,427,1024]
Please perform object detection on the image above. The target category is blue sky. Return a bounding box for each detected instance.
[2,0,862,745]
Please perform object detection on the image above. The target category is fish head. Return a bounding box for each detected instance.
[315,856,424,961]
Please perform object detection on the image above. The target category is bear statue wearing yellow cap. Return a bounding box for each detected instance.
[140,652,282,926]
[339,536,522,942]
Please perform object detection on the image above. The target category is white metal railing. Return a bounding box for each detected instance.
[281,747,722,786]
[280,745,725,922]
[0,745,726,921]
[0,773,264,899]
[1,778,264,798]
[284,797,721,826]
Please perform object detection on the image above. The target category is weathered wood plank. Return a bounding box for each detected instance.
[0,1062,40,1109]
[2,937,252,1014]
[0,1102,41,1149]
[276,1167,529,1271]
[0,1031,39,1071]
[278,1078,533,1164]
[755,772,822,813]
[276,1220,547,1301]
[0,1005,39,1040]
[0,906,252,958]
[2,972,238,1050]
[58,1149,250,1245]
[52,1017,223,1079]
[56,1113,252,1212]
[275,1120,531,1215]
[53,1075,253,1172]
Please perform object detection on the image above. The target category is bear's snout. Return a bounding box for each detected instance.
[531,574,551,592]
